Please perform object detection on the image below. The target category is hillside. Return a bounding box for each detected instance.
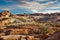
[0,11,60,40]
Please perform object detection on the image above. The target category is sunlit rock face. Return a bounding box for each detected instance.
[0,11,12,27]
[2,11,10,18]
[0,11,10,20]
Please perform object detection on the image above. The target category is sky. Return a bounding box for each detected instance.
[0,0,60,14]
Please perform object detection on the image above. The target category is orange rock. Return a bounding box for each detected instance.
[2,11,10,17]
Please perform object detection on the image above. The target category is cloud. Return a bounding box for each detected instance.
[46,7,60,10]
[31,10,40,13]
[0,6,11,10]
[16,1,48,13]
[33,0,45,1]
[0,0,60,13]
[41,0,57,5]
[42,10,60,13]
[16,0,58,13]
[1,8,11,10]
[5,0,29,2]
[0,5,19,11]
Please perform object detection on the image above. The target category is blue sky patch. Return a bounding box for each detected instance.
[0,0,60,14]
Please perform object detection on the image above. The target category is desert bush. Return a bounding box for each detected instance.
[39,27,54,36]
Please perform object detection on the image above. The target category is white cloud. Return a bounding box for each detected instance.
[0,0,60,13]
[0,5,18,11]
[42,0,57,5]
[33,0,45,1]
[31,10,40,13]
[0,7,11,10]
[16,1,59,13]
[40,10,60,13]
[46,7,60,10]
[17,1,48,13]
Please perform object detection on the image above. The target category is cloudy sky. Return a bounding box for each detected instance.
[0,0,60,14]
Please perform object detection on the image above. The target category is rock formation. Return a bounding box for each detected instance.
[45,30,60,40]
[0,11,11,27]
